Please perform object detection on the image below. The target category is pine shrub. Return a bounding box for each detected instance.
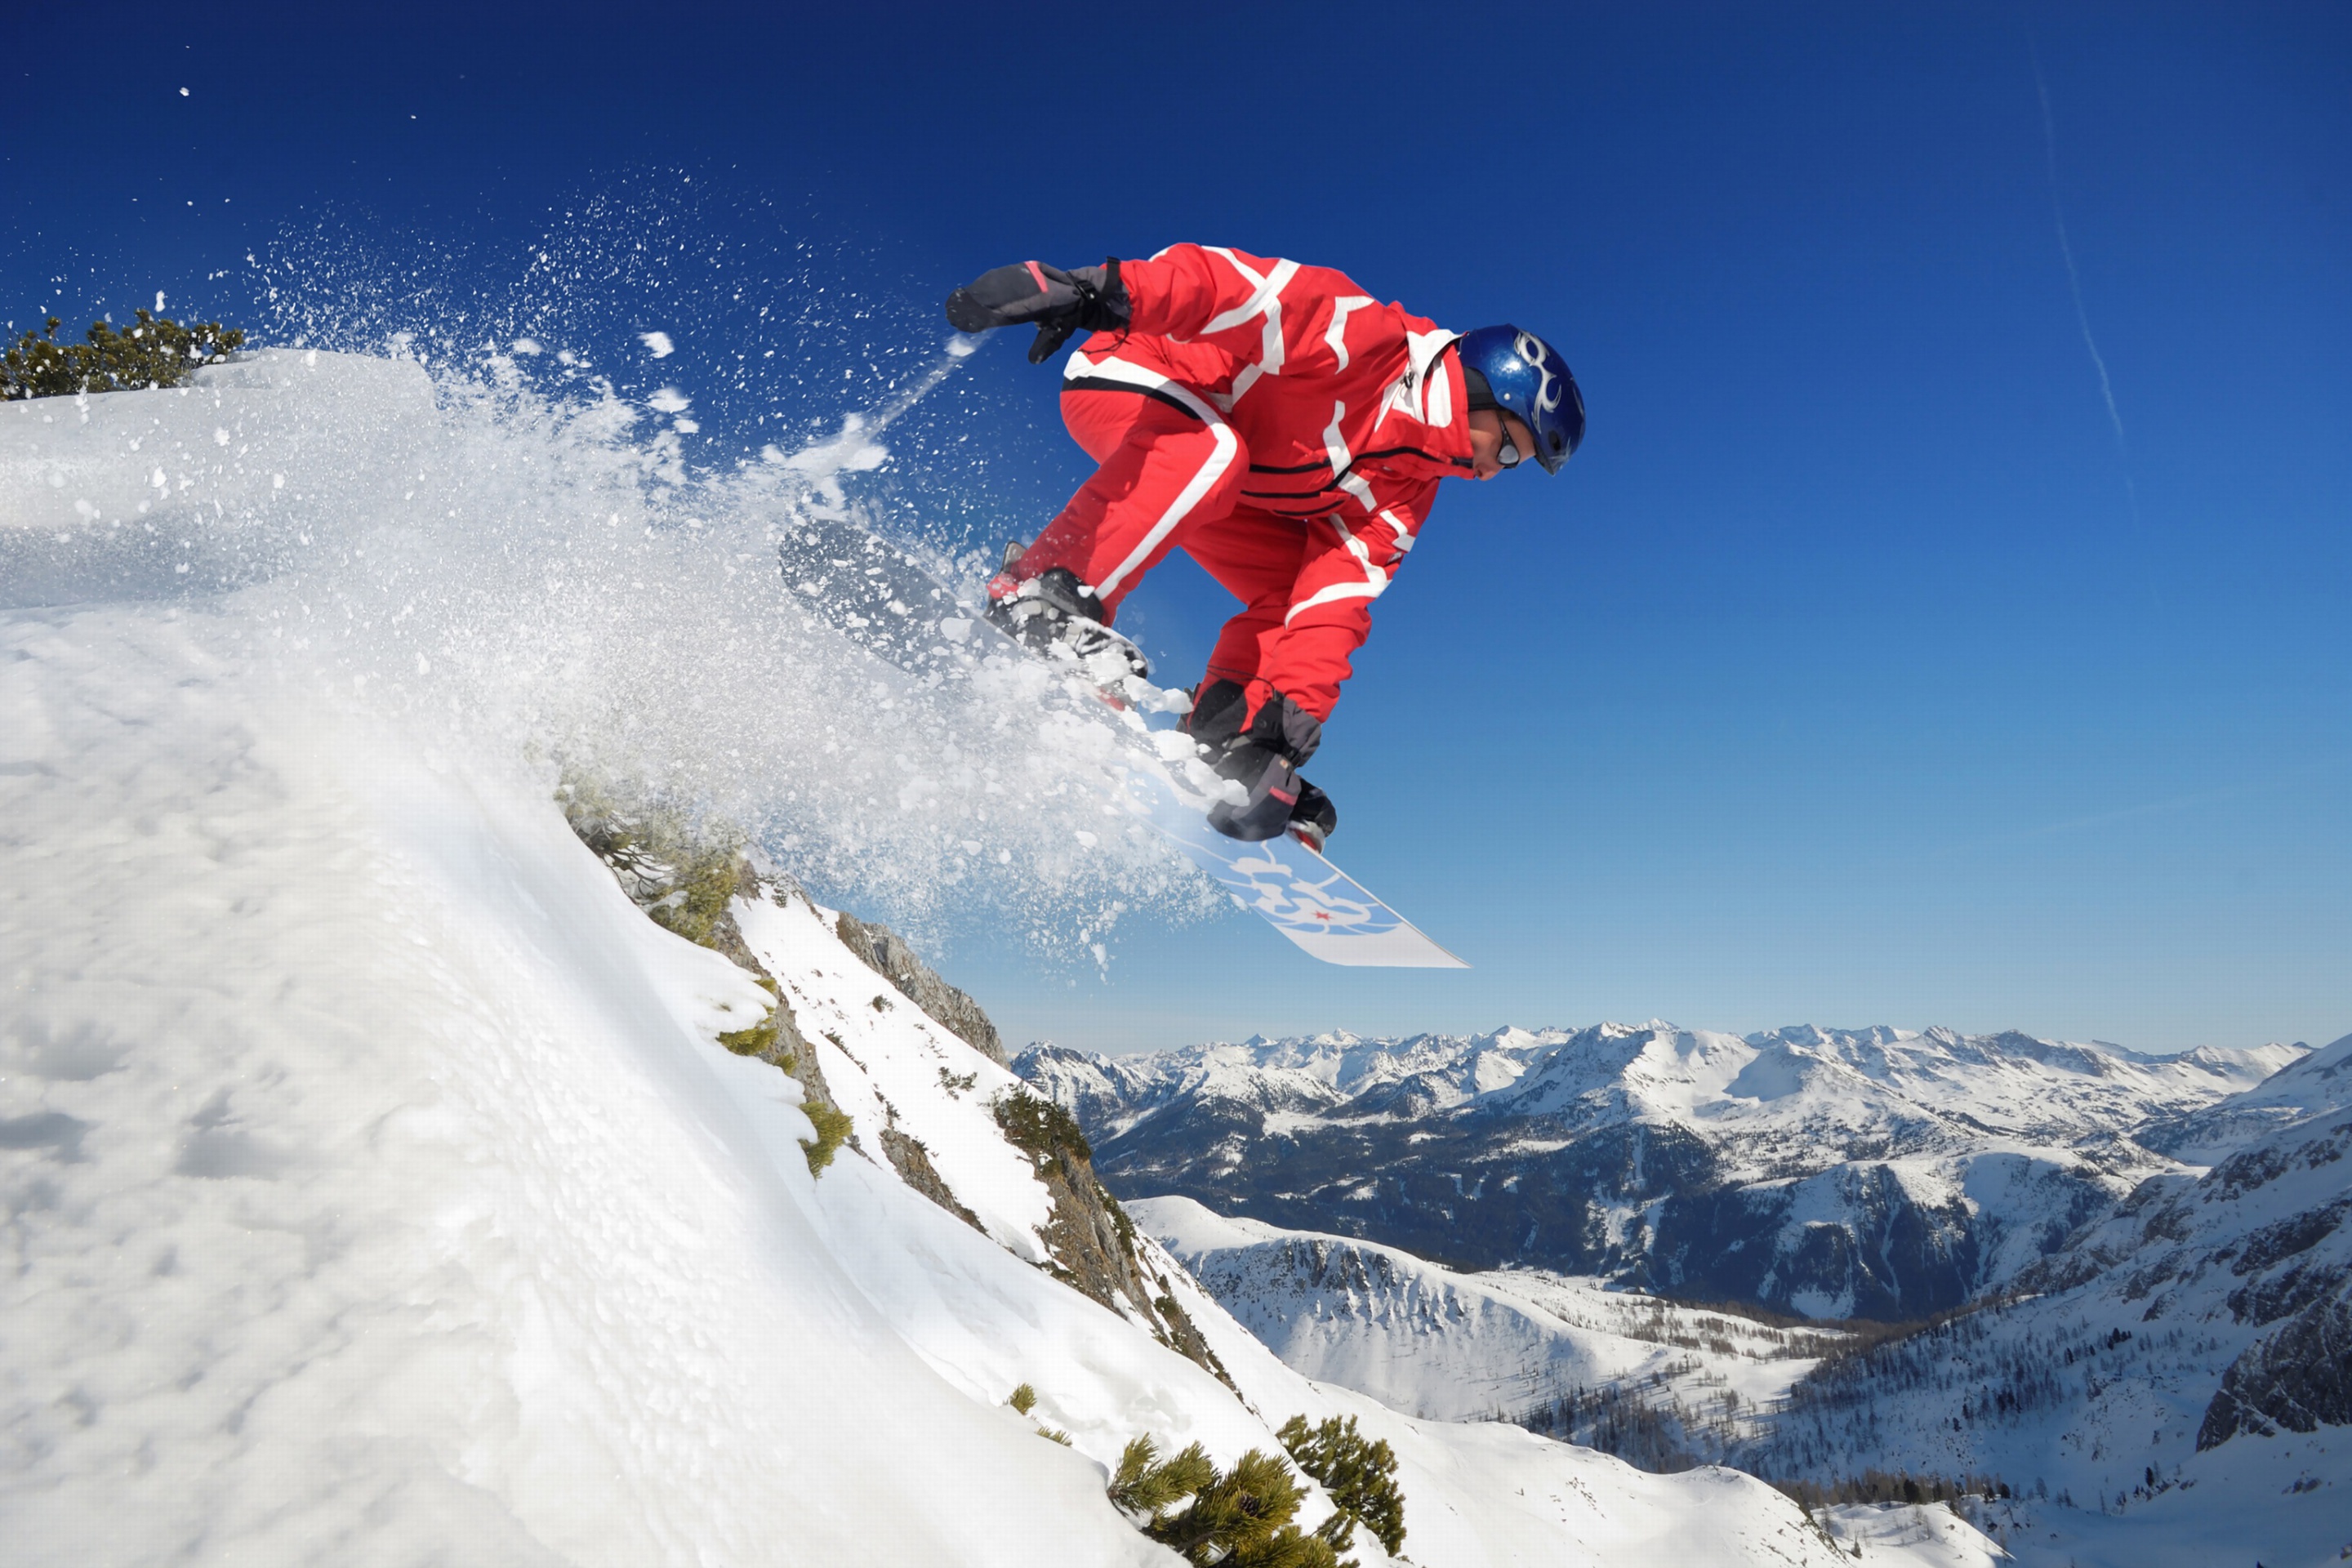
[2,309,243,399]
[1107,1436,1340,1567]
[1277,1414,1406,1557]
[798,1098,853,1174]
[994,1089,1092,1164]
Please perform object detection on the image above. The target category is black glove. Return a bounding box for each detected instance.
[1184,679,1325,842]
[944,258,1129,363]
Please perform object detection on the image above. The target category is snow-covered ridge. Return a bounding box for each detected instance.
[1021,1023,2319,1320]
[0,364,1996,1565]
[1134,1195,1839,1435]
[1,349,438,605]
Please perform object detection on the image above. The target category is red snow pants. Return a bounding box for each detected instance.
[1003,376,1343,719]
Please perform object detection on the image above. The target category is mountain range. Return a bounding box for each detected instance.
[1134,1095,2352,1564]
[1017,1024,2307,1320]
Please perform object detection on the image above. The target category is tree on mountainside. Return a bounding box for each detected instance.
[1277,1414,1406,1557]
[1107,1437,1341,1567]
[3,309,243,398]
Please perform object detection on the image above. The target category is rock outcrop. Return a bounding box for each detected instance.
[834,911,1008,1066]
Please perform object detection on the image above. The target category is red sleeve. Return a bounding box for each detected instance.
[1255,478,1437,721]
[1120,245,1377,390]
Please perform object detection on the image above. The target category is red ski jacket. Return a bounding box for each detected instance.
[1070,245,1475,717]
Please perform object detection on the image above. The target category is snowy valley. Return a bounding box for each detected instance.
[1022,1030,2352,1565]
[0,352,2013,1566]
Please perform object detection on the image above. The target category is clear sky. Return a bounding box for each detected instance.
[7,2,2346,1056]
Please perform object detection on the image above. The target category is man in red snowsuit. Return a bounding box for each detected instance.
[946,245,1583,847]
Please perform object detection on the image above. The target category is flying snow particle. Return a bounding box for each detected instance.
[155,291,167,313]
[648,387,692,414]
[946,335,979,359]
[178,87,189,97]
[639,331,675,359]
[510,337,543,355]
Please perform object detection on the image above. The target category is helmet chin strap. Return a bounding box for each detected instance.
[1460,365,1501,413]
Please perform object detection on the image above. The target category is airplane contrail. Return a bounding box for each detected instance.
[2028,30,2160,607]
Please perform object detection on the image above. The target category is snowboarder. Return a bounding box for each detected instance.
[944,245,1584,849]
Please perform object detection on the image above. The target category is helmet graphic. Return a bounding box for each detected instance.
[1456,325,1584,474]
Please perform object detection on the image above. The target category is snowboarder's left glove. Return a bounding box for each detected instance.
[1185,679,1324,842]
[944,259,1129,363]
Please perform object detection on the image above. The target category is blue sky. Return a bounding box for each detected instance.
[7,2,2346,1055]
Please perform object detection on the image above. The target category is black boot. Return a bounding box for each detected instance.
[984,565,1150,680]
[1184,679,1327,842]
[1287,779,1338,851]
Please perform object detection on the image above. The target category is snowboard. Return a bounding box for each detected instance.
[777,515,1467,969]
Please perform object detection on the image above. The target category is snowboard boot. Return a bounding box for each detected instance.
[1185,679,1326,843]
[1287,780,1338,853]
[984,560,1150,682]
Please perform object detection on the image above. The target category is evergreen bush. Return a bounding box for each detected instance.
[994,1089,1092,1165]
[1107,1436,1341,1567]
[2,309,243,399]
[798,1098,854,1174]
[1277,1414,1407,1557]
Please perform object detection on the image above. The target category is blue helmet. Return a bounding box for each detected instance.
[1456,325,1584,474]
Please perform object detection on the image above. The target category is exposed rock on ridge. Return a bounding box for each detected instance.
[561,791,1223,1382]
[835,910,1009,1066]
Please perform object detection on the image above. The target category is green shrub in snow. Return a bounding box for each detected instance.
[1108,1436,1340,1568]
[719,976,791,1062]
[2,309,243,399]
[1278,1414,1406,1557]
[797,1098,854,1174]
[1004,1382,1072,1445]
[994,1089,1092,1167]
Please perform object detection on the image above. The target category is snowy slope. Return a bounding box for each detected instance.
[1134,1196,1836,1432]
[0,363,1998,1566]
[0,608,1169,1566]
[1,349,439,606]
[2136,1030,2352,1165]
[1022,1024,2310,1318]
[1735,1096,2352,1567]
[1135,1119,2350,1567]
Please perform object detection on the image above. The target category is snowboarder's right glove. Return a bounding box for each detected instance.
[944,259,1129,363]
[1184,679,1324,842]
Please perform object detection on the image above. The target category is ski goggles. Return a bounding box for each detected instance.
[1495,421,1527,469]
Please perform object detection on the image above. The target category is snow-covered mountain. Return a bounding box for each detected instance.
[1134,1195,1846,1441]
[1020,1026,2308,1320]
[0,354,2000,1566]
[1120,1049,2352,1568]
[1737,1049,2352,1567]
